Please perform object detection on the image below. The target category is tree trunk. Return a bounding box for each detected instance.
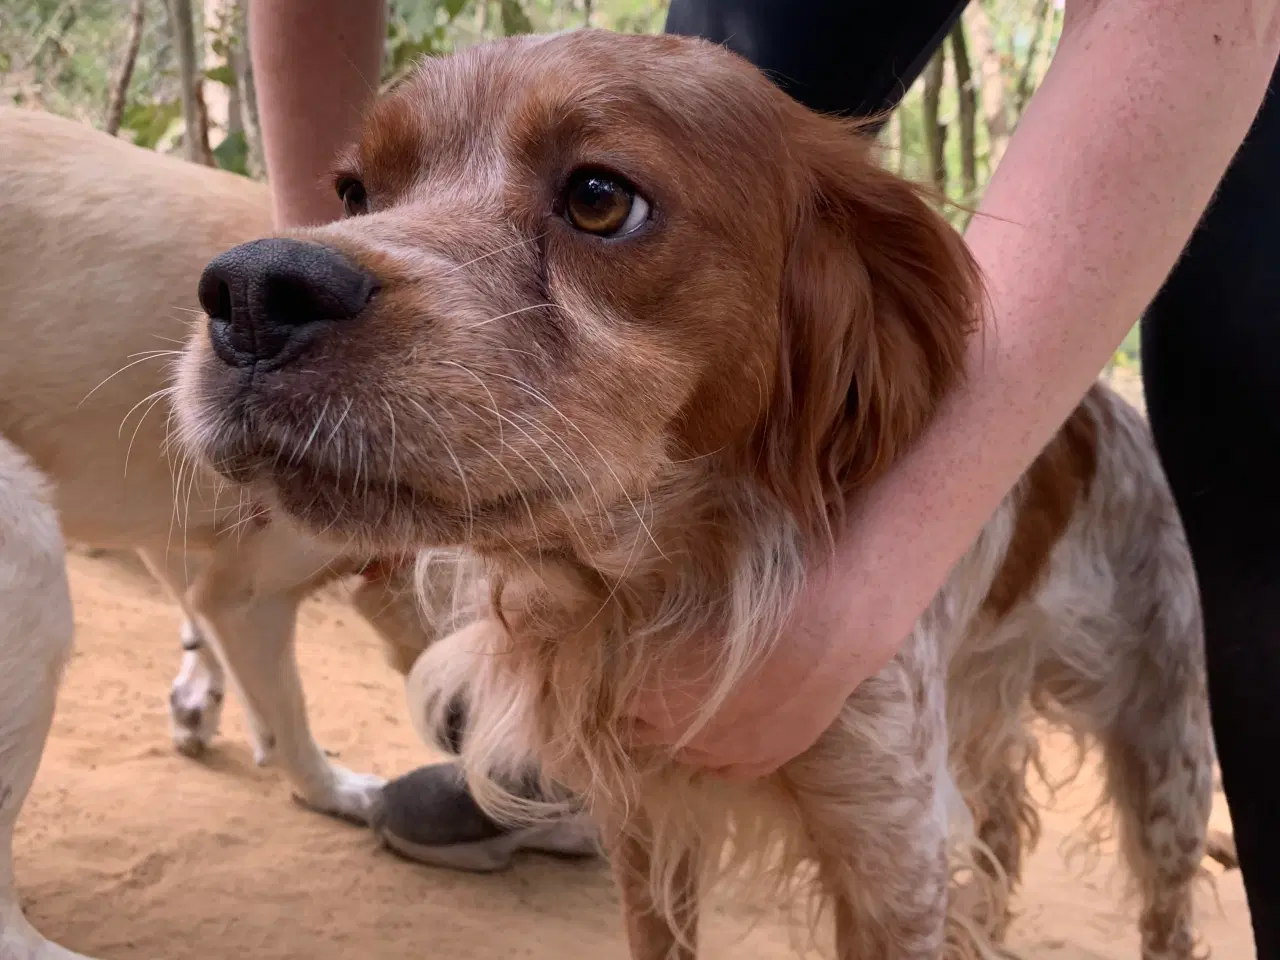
[583,0,593,26]
[950,19,976,202]
[233,0,265,178]
[105,0,147,136]
[166,0,215,165]
[202,0,235,146]
[30,0,80,107]
[921,46,947,196]
[227,69,243,137]
[1014,0,1053,119]
[30,0,79,68]
[962,1,1009,172]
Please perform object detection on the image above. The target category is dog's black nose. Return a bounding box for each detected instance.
[198,237,379,369]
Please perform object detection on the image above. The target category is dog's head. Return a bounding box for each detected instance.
[176,30,981,559]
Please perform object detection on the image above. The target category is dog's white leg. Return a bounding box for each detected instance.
[169,618,231,758]
[186,522,385,824]
[0,442,91,960]
[137,549,248,760]
[788,632,964,960]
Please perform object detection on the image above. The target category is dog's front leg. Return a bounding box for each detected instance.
[349,565,434,677]
[611,829,699,960]
[0,441,92,960]
[186,521,385,825]
[137,549,232,760]
[788,629,966,960]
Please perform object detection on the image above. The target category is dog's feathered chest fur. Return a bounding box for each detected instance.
[407,380,1211,957]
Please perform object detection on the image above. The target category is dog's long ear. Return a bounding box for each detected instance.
[757,116,984,543]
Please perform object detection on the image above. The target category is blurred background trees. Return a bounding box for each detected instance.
[0,0,1140,372]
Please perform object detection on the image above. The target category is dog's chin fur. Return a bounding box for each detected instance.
[181,421,599,557]
[180,31,1216,960]
[174,356,561,555]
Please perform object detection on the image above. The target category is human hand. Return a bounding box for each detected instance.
[625,545,908,781]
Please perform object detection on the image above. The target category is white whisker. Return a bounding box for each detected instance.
[79,353,179,408]
[406,397,475,542]
[492,372,667,561]
[463,302,562,331]
[447,232,546,274]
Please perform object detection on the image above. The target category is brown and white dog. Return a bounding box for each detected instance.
[175,30,1222,960]
[0,106,444,960]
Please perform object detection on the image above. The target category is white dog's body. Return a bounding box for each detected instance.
[0,106,424,959]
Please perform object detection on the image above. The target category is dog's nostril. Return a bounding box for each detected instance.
[263,274,326,329]
[259,274,380,329]
[214,279,232,323]
[197,267,234,324]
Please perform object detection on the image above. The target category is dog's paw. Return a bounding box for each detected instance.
[169,627,225,758]
[405,630,487,755]
[247,719,277,767]
[293,766,387,826]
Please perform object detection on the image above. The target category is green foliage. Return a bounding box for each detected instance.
[212,127,249,174]
[1111,324,1142,370]
[118,96,181,149]
[379,0,661,89]
[384,21,448,82]
[499,0,535,36]
[2,0,181,135]
[204,63,235,87]
[383,0,465,85]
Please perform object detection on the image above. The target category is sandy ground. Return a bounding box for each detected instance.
[15,540,1254,960]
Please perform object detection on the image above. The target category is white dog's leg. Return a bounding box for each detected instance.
[0,442,91,960]
[137,549,247,760]
[186,522,385,824]
[169,618,231,758]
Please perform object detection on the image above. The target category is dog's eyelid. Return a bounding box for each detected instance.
[332,169,364,193]
[555,157,655,202]
[330,141,364,179]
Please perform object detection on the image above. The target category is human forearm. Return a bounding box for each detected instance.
[826,1,1280,672]
[251,0,386,227]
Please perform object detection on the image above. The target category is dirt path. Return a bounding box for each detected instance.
[15,549,1253,959]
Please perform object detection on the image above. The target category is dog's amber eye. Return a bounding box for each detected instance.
[336,176,369,217]
[563,170,649,238]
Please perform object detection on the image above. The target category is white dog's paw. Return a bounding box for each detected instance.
[168,623,225,758]
[245,711,277,767]
[293,766,388,826]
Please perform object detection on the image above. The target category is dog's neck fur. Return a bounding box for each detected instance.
[468,461,819,801]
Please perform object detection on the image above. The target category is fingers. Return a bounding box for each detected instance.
[622,711,786,780]
[671,744,780,781]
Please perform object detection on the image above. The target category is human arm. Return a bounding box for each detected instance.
[631,0,1280,778]
[250,0,386,228]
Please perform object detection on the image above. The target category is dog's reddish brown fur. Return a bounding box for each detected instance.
[984,410,1098,619]
[179,31,1217,960]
